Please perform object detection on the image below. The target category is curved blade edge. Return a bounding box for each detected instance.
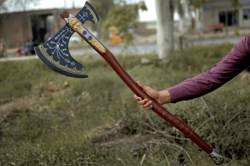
[35,46,88,78]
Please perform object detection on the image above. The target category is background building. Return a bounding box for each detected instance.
[136,0,250,34]
[1,0,250,47]
[0,8,92,47]
[202,0,250,30]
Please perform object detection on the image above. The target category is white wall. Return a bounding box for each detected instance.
[240,7,250,27]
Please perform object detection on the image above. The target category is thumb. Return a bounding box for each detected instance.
[136,81,146,89]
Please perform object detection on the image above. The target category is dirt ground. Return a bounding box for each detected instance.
[0,82,70,124]
[132,27,250,45]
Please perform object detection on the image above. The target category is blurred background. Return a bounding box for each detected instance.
[1,0,250,165]
[1,0,250,58]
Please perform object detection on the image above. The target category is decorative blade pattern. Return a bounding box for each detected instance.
[35,1,99,78]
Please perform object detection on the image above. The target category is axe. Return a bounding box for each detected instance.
[34,1,224,165]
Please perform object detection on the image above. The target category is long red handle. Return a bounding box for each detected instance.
[100,48,213,154]
[64,14,213,153]
[81,36,225,164]
[60,9,224,164]
[60,9,213,154]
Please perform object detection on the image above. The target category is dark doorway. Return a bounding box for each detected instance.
[219,10,238,26]
[31,14,52,46]
[219,12,226,24]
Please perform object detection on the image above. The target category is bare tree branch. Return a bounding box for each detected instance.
[0,0,41,12]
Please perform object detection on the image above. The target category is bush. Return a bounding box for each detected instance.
[1,43,250,165]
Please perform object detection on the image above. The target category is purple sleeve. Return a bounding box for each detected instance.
[167,33,250,103]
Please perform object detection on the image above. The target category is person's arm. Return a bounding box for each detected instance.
[23,43,33,48]
[134,33,250,108]
[168,33,250,103]
[23,43,28,48]
[134,82,171,109]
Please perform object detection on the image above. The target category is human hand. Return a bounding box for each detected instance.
[133,81,172,110]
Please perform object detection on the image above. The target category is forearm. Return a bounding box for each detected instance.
[158,90,172,104]
[167,33,250,103]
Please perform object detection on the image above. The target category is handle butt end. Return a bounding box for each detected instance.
[209,149,224,165]
[60,10,70,19]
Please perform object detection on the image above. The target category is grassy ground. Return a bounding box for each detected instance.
[1,43,250,165]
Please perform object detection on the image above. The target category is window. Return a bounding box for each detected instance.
[243,9,250,20]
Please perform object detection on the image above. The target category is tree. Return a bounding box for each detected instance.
[176,0,188,50]
[230,0,241,36]
[155,0,175,59]
[0,0,41,12]
[103,0,147,46]
[88,0,115,39]
[187,0,200,32]
[177,0,186,34]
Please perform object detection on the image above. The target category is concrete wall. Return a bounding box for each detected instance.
[202,0,250,30]
[239,7,250,27]
[0,12,32,46]
[135,20,189,34]
[203,9,215,30]
[203,7,250,29]
[0,8,92,47]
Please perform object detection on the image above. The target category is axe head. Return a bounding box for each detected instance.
[34,1,99,78]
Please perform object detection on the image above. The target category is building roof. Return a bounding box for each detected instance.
[203,0,250,10]
[0,7,81,15]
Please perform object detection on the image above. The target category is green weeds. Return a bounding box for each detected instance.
[0,43,250,165]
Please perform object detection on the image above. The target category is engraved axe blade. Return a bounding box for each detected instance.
[34,1,99,78]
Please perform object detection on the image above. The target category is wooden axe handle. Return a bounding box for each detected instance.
[61,10,213,154]
[60,8,223,165]
[100,48,213,154]
[87,44,224,165]
[74,24,213,153]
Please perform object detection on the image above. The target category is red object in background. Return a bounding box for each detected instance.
[210,23,225,32]
[15,48,23,57]
[15,47,36,57]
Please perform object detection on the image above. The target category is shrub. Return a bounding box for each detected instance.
[1,42,249,165]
